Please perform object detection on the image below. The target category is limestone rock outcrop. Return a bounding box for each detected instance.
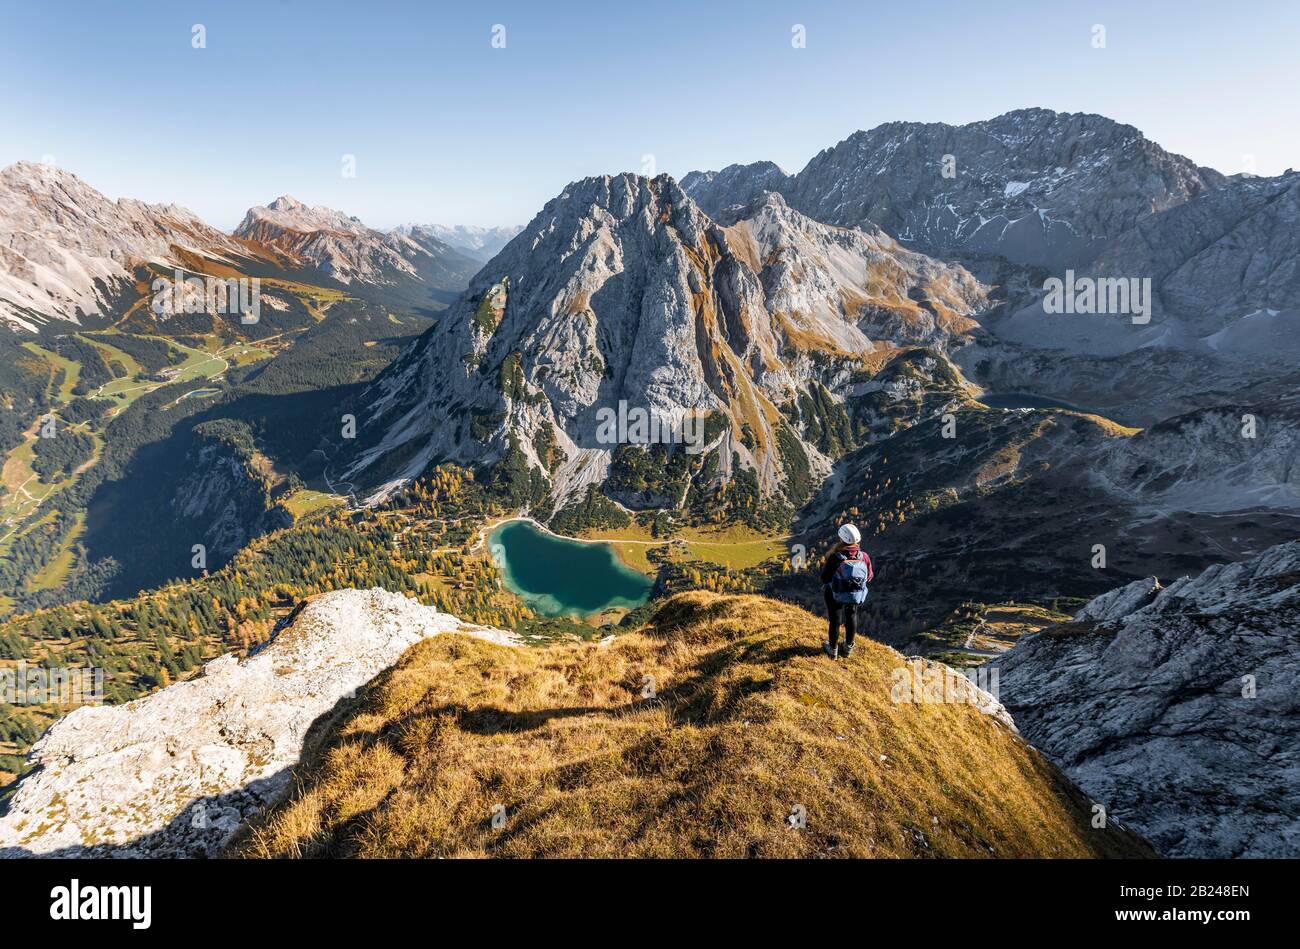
[990,541,1300,857]
[0,588,515,857]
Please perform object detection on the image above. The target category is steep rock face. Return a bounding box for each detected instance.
[337,175,987,506]
[0,588,515,857]
[0,162,250,330]
[995,171,1300,357]
[169,438,292,564]
[989,541,1300,857]
[234,196,479,293]
[684,109,1224,271]
[679,161,791,219]
[721,192,987,347]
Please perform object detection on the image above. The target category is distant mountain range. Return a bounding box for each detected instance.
[0,166,494,331]
[233,196,480,296]
[682,108,1226,271]
[394,223,523,263]
[0,161,254,331]
[0,164,496,610]
[326,108,1298,507]
[680,109,1297,425]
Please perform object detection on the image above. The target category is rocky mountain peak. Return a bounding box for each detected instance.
[2,159,78,198]
[0,161,245,330]
[335,172,988,511]
[679,161,791,219]
[685,107,1227,270]
[233,196,475,289]
[236,196,369,240]
[544,172,706,235]
[266,194,305,211]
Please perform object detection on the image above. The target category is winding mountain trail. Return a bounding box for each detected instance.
[959,620,1005,658]
[310,448,357,502]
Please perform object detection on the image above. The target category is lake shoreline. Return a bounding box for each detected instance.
[486,518,653,619]
[474,513,615,554]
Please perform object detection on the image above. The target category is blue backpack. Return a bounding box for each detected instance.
[831,554,870,605]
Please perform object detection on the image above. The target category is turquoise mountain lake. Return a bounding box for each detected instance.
[488,519,653,617]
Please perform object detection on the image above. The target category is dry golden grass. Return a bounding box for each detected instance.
[235,591,1153,859]
[577,523,788,573]
[719,221,763,273]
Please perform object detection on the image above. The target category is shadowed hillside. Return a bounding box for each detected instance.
[235,591,1152,858]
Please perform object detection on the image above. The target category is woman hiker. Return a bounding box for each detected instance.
[819,523,873,659]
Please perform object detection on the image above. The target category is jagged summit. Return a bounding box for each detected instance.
[0,161,248,330]
[684,107,1226,270]
[236,195,370,239]
[334,171,988,507]
[267,194,305,211]
[233,194,477,289]
[678,160,791,219]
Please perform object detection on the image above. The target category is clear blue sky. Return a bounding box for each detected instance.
[3,0,1296,230]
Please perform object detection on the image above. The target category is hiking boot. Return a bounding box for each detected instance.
[822,641,839,660]
[840,642,855,658]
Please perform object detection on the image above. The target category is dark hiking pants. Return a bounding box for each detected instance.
[824,586,857,650]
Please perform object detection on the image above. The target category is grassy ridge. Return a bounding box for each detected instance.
[235,590,1152,859]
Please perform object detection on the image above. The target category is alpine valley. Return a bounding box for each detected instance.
[1,108,1296,859]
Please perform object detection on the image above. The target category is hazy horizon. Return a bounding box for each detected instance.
[4,0,1297,230]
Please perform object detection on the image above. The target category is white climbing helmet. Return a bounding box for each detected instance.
[838,523,861,545]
